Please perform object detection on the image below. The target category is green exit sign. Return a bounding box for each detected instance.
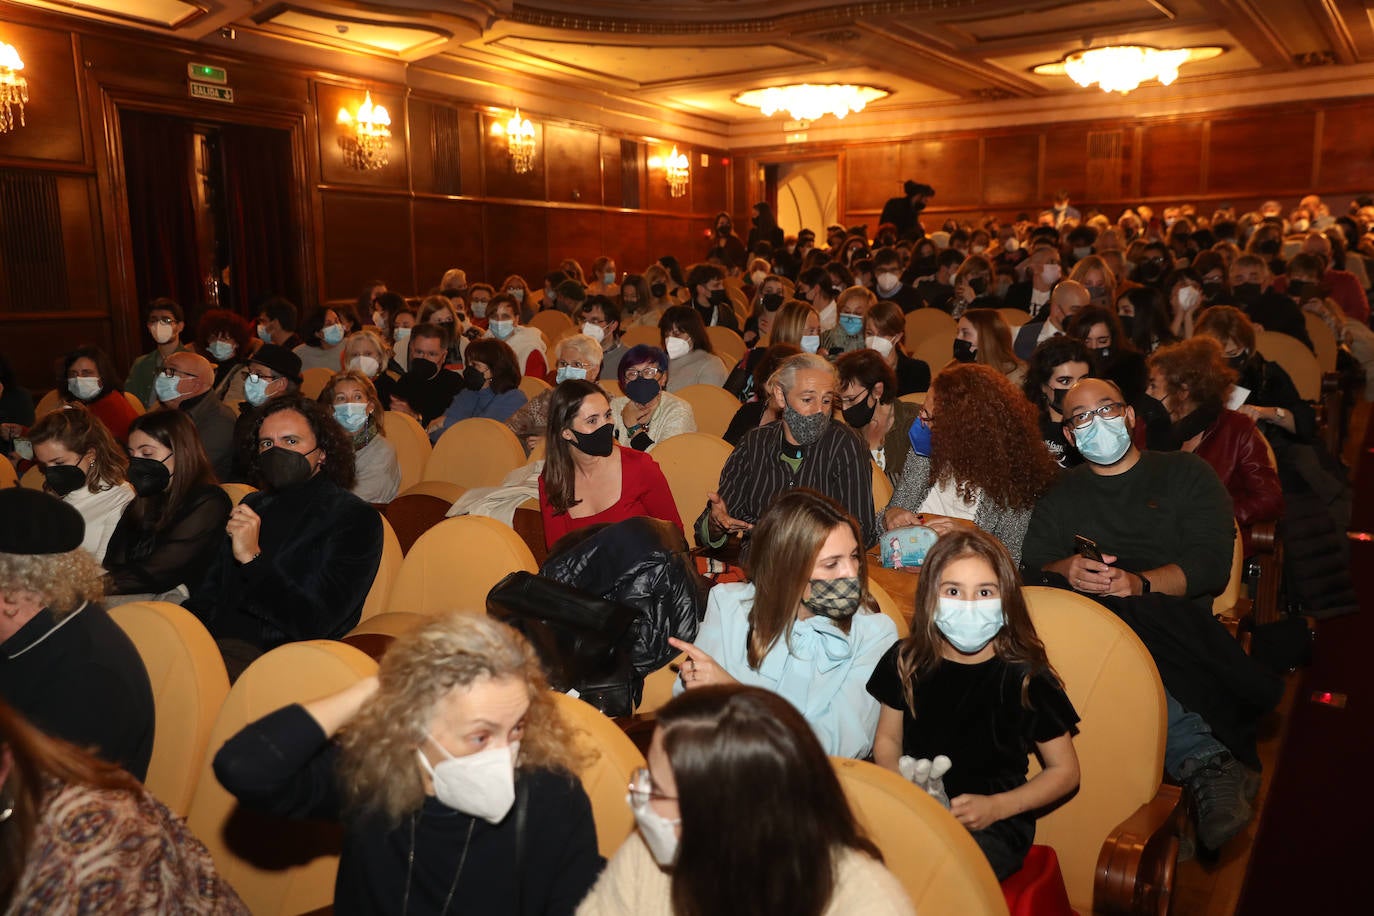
[188,63,227,84]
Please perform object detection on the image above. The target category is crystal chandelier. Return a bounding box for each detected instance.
[0,40,27,134]
[666,146,689,198]
[734,84,889,121]
[336,91,391,171]
[1035,46,1223,95]
[505,109,536,174]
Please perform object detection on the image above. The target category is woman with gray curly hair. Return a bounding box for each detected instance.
[213,613,604,915]
[0,489,154,780]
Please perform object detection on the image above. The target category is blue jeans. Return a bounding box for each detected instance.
[1164,690,1228,779]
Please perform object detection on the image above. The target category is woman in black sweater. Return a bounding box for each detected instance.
[213,614,603,915]
[104,410,231,601]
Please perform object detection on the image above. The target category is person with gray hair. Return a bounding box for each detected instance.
[505,334,603,454]
[696,352,876,555]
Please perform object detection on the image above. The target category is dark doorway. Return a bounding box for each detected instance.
[119,109,303,326]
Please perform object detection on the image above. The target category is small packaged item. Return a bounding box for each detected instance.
[880,525,939,569]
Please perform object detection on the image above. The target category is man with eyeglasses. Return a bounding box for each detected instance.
[155,352,236,480]
[505,335,603,455]
[126,298,190,408]
[229,345,301,481]
[1022,377,1279,856]
[578,296,626,378]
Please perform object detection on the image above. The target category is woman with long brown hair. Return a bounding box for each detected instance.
[28,403,133,563]
[0,698,245,912]
[950,309,1025,387]
[881,364,1058,566]
[577,685,913,915]
[669,489,898,759]
[867,528,1079,881]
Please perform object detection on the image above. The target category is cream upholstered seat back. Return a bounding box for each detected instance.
[1023,586,1169,912]
[904,308,957,347]
[1256,329,1321,400]
[672,384,740,439]
[645,433,733,547]
[705,325,747,367]
[529,308,574,342]
[866,579,910,639]
[299,367,334,400]
[386,515,537,616]
[358,514,403,623]
[550,692,646,858]
[185,641,378,916]
[425,417,527,489]
[832,758,1009,914]
[108,601,230,817]
[381,410,432,493]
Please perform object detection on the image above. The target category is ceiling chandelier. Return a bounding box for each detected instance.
[0,40,27,134]
[1033,45,1223,95]
[665,146,689,198]
[734,84,889,121]
[336,91,391,171]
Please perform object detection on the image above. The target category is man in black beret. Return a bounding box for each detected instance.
[231,343,304,481]
[0,489,155,779]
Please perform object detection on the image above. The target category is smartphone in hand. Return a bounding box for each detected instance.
[1074,534,1104,563]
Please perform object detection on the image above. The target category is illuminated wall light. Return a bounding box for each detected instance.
[665,146,689,198]
[336,90,391,171]
[504,108,536,174]
[0,39,28,134]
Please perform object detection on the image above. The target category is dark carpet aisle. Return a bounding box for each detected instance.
[1234,421,1373,915]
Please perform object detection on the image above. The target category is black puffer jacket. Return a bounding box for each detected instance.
[540,517,706,677]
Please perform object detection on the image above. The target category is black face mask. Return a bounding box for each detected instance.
[969,276,988,296]
[760,293,784,312]
[569,424,615,457]
[128,455,172,497]
[462,365,486,391]
[841,391,876,429]
[43,464,86,497]
[716,223,731,236]
[1049,387,1068,413]
[407,358,440,382]
[1137,260,1164,282]
[624,377,661,406]
[1170,406,1220,447]
[1227,351,1249,372]
[1202,280,1225,301]
[952,338,977,363]
[1288,279,1311,300]
[708,288,729,307]
[1118,315,1135,337]
[1233,282,1262,306]
[650,282,667,299]
[258,446,317,491]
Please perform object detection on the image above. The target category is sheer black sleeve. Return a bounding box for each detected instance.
[106,486,233,595]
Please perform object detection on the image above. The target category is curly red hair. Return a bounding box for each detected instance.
[929,364,1058,511]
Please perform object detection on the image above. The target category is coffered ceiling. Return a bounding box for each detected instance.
[6,0,1374,134]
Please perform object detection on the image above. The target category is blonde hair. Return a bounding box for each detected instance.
[341,329,391,370]
[335,614,588,824]
[0,551,105,617]
[28,404,127,493]
[318,370,386,437]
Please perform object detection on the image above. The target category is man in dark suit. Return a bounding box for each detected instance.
[879,180,934,241]
[1014,281,1088,360]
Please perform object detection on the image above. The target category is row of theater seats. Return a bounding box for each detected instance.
[108,585,1181,916]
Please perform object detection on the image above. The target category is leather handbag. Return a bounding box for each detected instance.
[486,570,641,716]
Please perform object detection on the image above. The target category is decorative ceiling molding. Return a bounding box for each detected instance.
[506,0,980,35]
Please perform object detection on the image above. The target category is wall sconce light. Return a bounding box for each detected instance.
[666,146,689,198]
[0,39,27,134]
[498,108,536,174]
[336,90,391,171]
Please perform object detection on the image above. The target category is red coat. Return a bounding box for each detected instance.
[538,446,683,548]
[1192,409,1284,529]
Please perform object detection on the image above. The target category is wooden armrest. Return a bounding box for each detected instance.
[1094,783,1184,916]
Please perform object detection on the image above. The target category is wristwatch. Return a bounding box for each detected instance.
[1137,572,1152,595]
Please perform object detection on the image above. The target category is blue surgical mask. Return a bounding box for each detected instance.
[935,597,1005,654]
[244,375,271,407]
[838,313,864,336]
[603,271,616,286]
[333,402,369,433]
[800,334,821,354]
[323,324,345,346]
[1073,413,1132,465]
[490,319,514,340]
[907,415,932,456]
[257,324,273,344]
[507,287,525,302]
[207,340,235,361]
[154,373,182,402]
[556,365,587,384]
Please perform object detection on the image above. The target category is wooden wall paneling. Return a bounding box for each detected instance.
[409,97,462,197]
[647,215,702,266]
[1138,121,1205,200]
[695,147,729,215]
[603,210,650,276]
[600,134,621,209]
[643,141,693,214]
[412,198,485,295]
[459,108,483,198]
[982,132,1040,207]
[319,191,412,302]
[484,203,548,287]
[1041,125,1091,206]
[908,137,981,209]
[545,123,602,206]
[315,81,409,190]
[482,112,546,201]
[1085,129,1127,201]
[0,22,86,165]
[0,318,114,390]
[546,208,606,277]
[55,176,105,312]
[1208,110,1316,195]
[844,143,900,213]
[1316,100,1374,191]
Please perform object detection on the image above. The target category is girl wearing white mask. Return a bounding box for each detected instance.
[867,528,1080,882]
[294,307,349,372]
[1166,269,1206,340]
[577,684,914,915]
[215,614,602,916]
[320,370,400,504]
[483,294,548,378]
[656,306,727,392]
[863,302,930,397]
[57,346,141,445]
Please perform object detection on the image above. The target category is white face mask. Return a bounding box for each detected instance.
[416,737,520,823]
[207,339,235,362]
[150,322,176,345]
[818,302,838,331]
[348,355,381,378]
[1003,237,1020,252]
[665,336,691,360]
[631,797,681,867]
[470,300,489,319]
[800,334,821,354]
[876,273,901,294]
[581,321,605,344]
[865,335,894,358]
[1176,285,1201,311]
[68,376,101,401]
[1040,263,1062,285]
[372,311,388,331]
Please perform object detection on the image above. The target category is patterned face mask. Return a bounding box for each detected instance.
[803,576,863,619]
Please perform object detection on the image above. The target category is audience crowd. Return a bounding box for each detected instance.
[2,188,1367,912]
